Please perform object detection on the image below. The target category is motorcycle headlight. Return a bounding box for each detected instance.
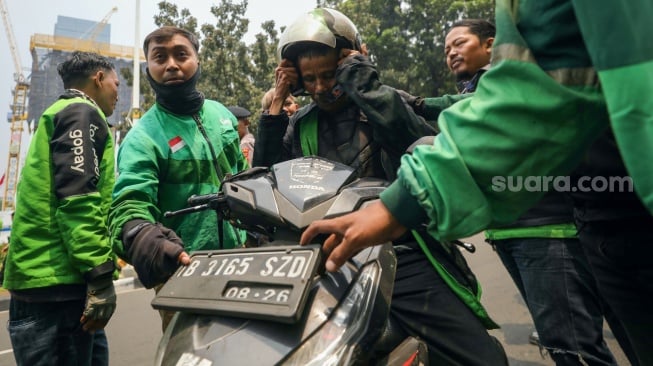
[280,262,381,366]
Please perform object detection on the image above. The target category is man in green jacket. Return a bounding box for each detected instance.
[3,51,119,366]
[443,18,621,364]
[301,1,653,364]
[108,26,247,330]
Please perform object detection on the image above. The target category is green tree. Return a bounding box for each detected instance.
[153,1,199,32]
[249,20,281,102]
[195,1,252,105]
[125,0,497,135]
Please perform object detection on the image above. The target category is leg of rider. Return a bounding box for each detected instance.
[390,242,508,366]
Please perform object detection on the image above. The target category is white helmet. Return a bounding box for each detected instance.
[277,8,363,62]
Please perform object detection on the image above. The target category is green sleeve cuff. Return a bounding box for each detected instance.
[485,222,578,240]
[380,180,429,229]
[422,94,472,120]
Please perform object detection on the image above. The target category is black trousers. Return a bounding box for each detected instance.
[389,240,508,366]
[576,214,653,366]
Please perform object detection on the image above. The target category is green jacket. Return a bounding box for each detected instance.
[109,100,247,256]
[380,0,653,241]
[3,93,115,290]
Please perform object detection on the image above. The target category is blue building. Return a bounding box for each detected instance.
[27,15,144,128]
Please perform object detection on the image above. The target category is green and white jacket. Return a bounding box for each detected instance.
[109,100,248,257]
[4,91,115,293]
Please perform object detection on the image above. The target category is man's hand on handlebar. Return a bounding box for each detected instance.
[300,200,407,272]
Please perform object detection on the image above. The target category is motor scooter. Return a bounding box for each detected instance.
[152,156,429,365]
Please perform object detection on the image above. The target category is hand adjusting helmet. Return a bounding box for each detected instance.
[277,8,363,96]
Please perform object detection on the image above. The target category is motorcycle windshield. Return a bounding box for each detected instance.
[272,156,356,211]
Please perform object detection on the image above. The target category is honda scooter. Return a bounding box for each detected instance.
[152,156,428,365]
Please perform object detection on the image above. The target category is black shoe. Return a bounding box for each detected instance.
[528,330,540,346]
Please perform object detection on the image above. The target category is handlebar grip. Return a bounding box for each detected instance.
[164,203,211,218]
[187,193,221,206]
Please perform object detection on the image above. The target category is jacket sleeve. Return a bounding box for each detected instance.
[422,94,472,122]
[381,66,608,240]
[379,41,610,241]
[252,112,291,167]
[336,54,438,160]
[51,103,114,272]
[108,127,162,258]
[572,0,653,213]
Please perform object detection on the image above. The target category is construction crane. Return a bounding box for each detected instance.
[80,6,118,45]
[30,6,141,59]
[1,0,29,212]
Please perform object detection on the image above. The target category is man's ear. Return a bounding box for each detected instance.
[94,70,105,87]
[484,37,495,53]
[360,43,369,56]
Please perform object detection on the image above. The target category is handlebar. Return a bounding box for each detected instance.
[187,193,222,206]
[163,193,226,218]
[163,203,212,218]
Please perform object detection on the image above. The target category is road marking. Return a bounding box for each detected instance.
[0,348,13,355]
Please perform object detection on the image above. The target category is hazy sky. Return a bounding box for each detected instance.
[0,0,317,184]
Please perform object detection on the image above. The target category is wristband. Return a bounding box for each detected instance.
[124,221,151,243]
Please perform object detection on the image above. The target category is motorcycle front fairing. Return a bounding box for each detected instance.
[220,157,386,238]
[153,157,397,365]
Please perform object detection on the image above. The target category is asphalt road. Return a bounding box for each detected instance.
[0,287,162,366]
[0,233,631,365]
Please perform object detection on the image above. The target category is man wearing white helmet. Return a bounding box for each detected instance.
[253,8,508,365]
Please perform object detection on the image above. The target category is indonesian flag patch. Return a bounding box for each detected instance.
[168,136,186,153]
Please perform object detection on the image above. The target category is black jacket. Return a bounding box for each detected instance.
[253,54,436,182]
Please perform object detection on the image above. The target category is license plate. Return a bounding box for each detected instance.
[151,244,322,324]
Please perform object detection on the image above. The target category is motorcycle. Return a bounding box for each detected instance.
[151,156,429,365]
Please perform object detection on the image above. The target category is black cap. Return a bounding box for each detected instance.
[227,106,251,119]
